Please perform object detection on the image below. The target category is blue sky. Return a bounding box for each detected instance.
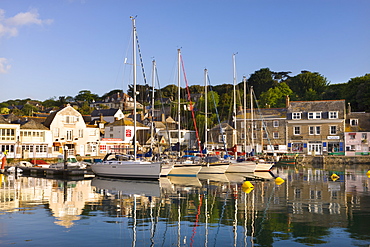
[1,0,369,102]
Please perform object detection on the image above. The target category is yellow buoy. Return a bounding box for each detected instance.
[242,181,254,188]
[275,177,285,185]
[366,170,370,178]
[331,173,340,181]
[242,186,254,194]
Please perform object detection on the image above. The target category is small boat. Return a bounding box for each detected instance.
[49,155,86,169]
[255,159,275,172]
[199,156,229,174]
[168,157,202,177]
[90,153,162,179]
[226,158,257,173]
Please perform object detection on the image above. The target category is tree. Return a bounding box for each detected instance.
[75,90,99,102]
[259,82,293,108]
[247,68,276,98]
[287,71,329,100]
[21,104,39,116]
[343,74,370,111]
[127,84,152,105]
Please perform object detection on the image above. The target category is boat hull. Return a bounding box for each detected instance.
[255,162,274,172]
[226,161,256,173]
[168,163,201,177]
[91,161,161,179]
[199,163,229,174]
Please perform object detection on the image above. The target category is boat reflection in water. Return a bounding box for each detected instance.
[91,177,161,197]
[0,164,370,246]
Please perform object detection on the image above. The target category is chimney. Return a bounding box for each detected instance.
[348,102,351,114]
[285,95,290,108]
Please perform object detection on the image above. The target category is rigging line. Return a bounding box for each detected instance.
[134,27,150,102]
[255,183,276,239]
[190,194,203,247]
[213,187,230,247]
[252,90,275,149]
[180,54,202,153]
[155,66,172,149]
[208,75,228,154]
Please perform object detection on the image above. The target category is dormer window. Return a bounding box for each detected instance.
[308,112,321,119]
[350,119,358,126]
[329,111,338,119]
[292,112,301,120]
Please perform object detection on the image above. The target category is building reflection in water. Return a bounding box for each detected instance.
[0,164,369,246]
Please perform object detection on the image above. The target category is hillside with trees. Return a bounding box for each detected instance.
[1,70,370,128]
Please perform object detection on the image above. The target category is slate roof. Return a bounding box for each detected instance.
[91,108,120,117]
[346,112,370,132]
[21,119,49,130]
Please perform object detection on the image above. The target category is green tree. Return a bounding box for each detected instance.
[75,90,99,102]
[247,68,276,98]
[21,104,39,116]
[78,101,94,115]
[342,74,370,112]
[0,108,10,114]
[287,71,329,100]
[259,82,293,108]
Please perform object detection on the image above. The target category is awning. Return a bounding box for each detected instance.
[348,133,356,135]
[53,142,61,147]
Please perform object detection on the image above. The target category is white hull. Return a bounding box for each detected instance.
[255,162,274,172]
[199,163,229,174]
[168,163,201,177]
[160,162,174,176]
[91,160,161,179]
[226,161,257,173]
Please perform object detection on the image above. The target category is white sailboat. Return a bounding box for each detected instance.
[199,68,229,174]
[167,49,201,177]
[226,54,257,173]
[91,17,161,179]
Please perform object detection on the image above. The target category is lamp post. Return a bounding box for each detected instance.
[64,146,69,171]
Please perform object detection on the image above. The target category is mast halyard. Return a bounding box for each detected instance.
[177,49,181,158]
[232,53,238,159]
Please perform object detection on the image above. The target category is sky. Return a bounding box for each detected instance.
[1,0,370,102]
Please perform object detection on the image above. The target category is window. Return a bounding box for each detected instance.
[294,126,301,135]
[54,128,59,137]
[330,126,337,135]
[273,132,279,139]
[309,126,321,135]
[329,111,338,119]
[66,130,73,141]
[350,119,358,126]
[362,133,367,140]
[263,132,268,139]
[350,134,356,140]
[308,112,322,119]
[0,128,15,141]
[79,129,84,138]
[241,133,245,139]
[273,120,279,127]
[292,112,301,120]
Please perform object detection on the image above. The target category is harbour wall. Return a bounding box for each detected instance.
[296,155,370,165]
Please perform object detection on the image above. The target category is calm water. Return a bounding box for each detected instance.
[0,164,369,247]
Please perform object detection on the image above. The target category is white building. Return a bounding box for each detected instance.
[44,105,100,157]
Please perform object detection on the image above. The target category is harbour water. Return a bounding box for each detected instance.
[0,164,369,246]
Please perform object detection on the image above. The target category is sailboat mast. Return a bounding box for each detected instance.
[204,69,208,153]
[251,86,254,155]
[243,76,247,157]
[177,49,181,157]
[150,59,156,151]
[132,16,137,159]
[232,54,237,159]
